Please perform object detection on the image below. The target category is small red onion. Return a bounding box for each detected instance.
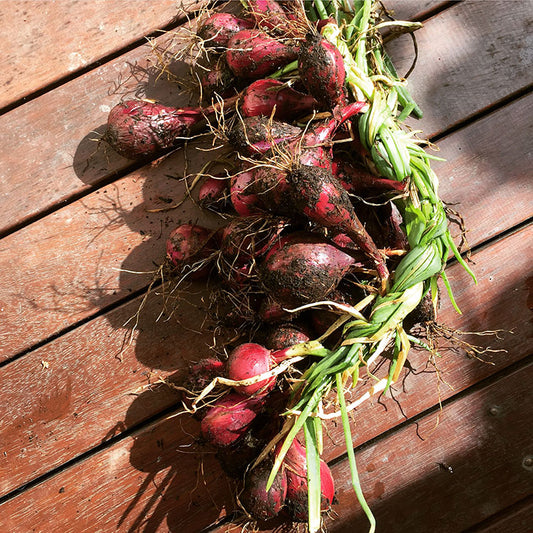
[227,343,275,396]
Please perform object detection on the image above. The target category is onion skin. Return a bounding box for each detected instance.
[252,165,292,215]
[230,170,262,216]
[198,177,229,211]
[258,296,293,323]
[292,101,368,169]
[247,0,290,34]
[252,104,368,214]
[186,358,225,394]
[198,56,237,100]
[197,13,253,48]
[259,235,357,308]
[240,460,288,521]
[287,165,389,289]
[265,322,311,351]
[298,31,347,110]
[226,29,298,80]
[229,115,301,155]
[241,79,317,121]
[166,224,215,279]
[220,216,281,265]
[332,157,408,194]
[279,439,335,522]
[104,100,204,160]
[227,343,276,396]
[201,393,264,447]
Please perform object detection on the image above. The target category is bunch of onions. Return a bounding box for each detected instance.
[99,1,476,531]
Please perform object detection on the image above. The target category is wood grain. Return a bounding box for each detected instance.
[0,286,213,497]
[0,1,531,531]
[0,0,206,109]
[324,361,533,533]
[0,412,235,533]
[0,16,205,236]
[384,0,458,21]
[1,0,530,235]
[388,0,533,137]
[0,223,530,511]
[1,93,530,362]
[1,338,530,532]
[0,136,224,361]
[434,92,533,245]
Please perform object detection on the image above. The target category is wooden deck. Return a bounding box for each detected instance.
[0,1,531,531]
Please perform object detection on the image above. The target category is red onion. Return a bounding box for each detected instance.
[201,393,264,447]
[104,100,205,160]
[197,12,253,48]
[227,343,276,396]
[241,79,317,121]
[240,460,288,521]
[226,29,298,80]
[166,224,216,279]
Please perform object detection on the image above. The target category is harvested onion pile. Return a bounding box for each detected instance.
[102,1,476,531]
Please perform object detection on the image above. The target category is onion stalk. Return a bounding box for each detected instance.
[249,1,478,532]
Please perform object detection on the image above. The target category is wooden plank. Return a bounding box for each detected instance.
[0,17,203,236]
[466,498,533,533]
[323,362,533,532]
[0,412,235,533]
[315,222,533,457]
[0,287,212,497]
[1,346,530,532]
[0,136,222,361]
[1,92,530,362]
[0,0,530,235]
[384,0,458,21]
[388,0,533,137]
[0,0,206,109]
[434,92,533,245]
[0,222,530,506]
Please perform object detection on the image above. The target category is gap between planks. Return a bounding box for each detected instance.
[0,0,530,238]
[0,222,531,504]
[1,90,531,363]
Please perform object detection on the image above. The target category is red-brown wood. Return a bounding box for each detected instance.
[0,0,530,235]
[325,361,533,532]
[0,16,203,236]
[1,223,530,519]
[1,92,530,362]
[433,92,533,245]
[0,0,207,109]
[388,0,533,137]
[0,413,234,533]
[0,288,210,497]
[1,344,529,533]
[0,1,531,531]
[467,498,533,533]
[385,0,457,21]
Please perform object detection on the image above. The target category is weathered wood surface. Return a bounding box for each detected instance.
[389,0,533,137]
[467,498,533,533]
[0,17,203,236]
[389,0,459,21]
[1,342,530,532]
[0,0,207,109]
[0,1,532,532]
[0,140,221,361]
[1,90,530,362]
[325,361,533,532]
[1,224,531,529]
[383,0,461,20]
[1,0,531,235]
